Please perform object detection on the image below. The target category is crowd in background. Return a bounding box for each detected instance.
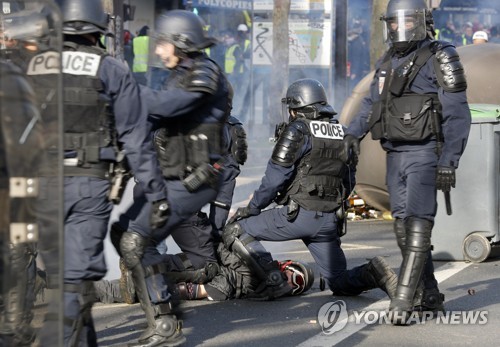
[435,19,500,45]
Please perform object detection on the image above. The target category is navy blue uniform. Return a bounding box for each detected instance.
[57,44,166,346]
[346,39,470,294]
[231,129,377,294]
[63,53,166,282]
[210,123,241,233]
[118,57,228,267]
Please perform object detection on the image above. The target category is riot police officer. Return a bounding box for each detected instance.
[343,0,471,325]
[114,10,230,347]
[1,1,64,345]
[222,78,398,300]
[31,0,169,345]
[97,106,247,303]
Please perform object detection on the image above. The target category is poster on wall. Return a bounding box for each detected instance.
[252,20,331,66]
[191,0,252,10]
[253,0,331,13]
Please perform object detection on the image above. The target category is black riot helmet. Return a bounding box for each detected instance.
[282,78,337,121]
[155,10,216,53]
[381,0,433,53]
[56,0,108,35]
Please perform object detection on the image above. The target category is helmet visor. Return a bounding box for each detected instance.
[285,266,305,295]
[383,9,426,43]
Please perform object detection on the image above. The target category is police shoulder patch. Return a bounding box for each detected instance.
[308,120,344,140]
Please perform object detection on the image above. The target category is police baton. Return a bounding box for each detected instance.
[212,200,231,210]
[444,191,452,215]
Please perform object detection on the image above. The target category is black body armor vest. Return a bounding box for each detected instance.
[153,56,225,179]
[27,43,114,167]
[369,44,442,142]
[275,119,346,212]
[62,44,114,164]
[154,122,224,179]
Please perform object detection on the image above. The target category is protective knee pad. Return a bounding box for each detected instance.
[230,237,268,281]
[405,217,433,254]
[393,218,406,251]
[120,231,146,270]
[222,222,244,250]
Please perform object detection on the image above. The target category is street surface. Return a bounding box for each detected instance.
[93,219,500,347]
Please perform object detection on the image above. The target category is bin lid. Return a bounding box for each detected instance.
[469,103,500,124]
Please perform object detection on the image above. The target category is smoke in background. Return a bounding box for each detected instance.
[181,1,375,205]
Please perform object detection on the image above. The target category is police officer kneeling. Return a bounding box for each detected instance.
[222,78,398,300]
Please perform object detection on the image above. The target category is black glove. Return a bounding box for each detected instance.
[436,166,456,192]
[227,206,260,224]
[341,134,360,165]
[150,199,170,230]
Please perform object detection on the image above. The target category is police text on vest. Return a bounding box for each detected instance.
[27,51,101,76]
[309,121,344,140]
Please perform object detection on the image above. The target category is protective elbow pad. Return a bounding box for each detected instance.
[185,58,220,94]
[271,121,307,167]
[227,116,248,165]
[433,42,467,92]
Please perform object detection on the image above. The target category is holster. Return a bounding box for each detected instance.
[182,162,222,193]
[286,199,299,222]
[107,162,131,204]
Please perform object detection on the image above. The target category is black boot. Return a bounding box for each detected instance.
[128,314,186,347]
[414,287,445,314]
[245,261,293,300]
[361,256,398,299]
[389,217,433,325]
[0,244,37,346]
[229,235,292,300]
[121,231,185,347]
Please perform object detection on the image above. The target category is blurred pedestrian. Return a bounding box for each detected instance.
[132,25,149,85]
[472,30,488,44]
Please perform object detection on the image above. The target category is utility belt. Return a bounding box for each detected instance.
[63,158,111,180]
[64,132,112,163]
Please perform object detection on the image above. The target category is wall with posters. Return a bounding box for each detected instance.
[253,0,331,12]
[252,20,331,66]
